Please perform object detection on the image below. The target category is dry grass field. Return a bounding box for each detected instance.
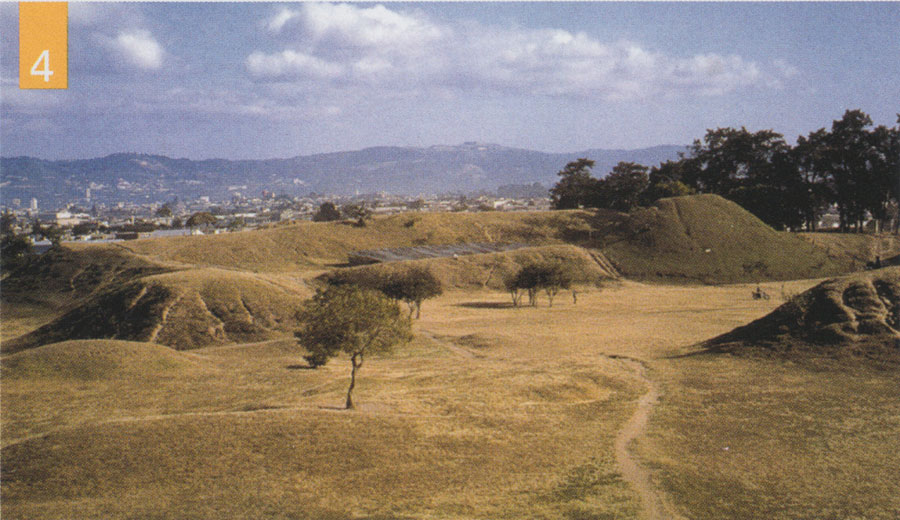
[7,277,897,519]
[3,198,899,519]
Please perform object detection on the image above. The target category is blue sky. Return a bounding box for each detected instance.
[1,2,898,160]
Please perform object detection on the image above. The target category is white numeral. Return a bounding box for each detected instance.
[30,50,53,82]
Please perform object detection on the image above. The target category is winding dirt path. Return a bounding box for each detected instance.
[609,355,684,520]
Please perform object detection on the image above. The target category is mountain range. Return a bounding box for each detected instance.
[0,143,684,207]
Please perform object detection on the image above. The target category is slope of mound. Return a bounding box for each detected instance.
[4,269,310,353]
[1,340,203,381]
[798,232,900,271]
[706,267,900,362]
[102,210,591,272]
[1,245,175,308]
[322,244,617,291]
[600,194,850,283]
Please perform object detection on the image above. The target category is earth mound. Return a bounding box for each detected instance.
[1,245,175,308]
[3,268,309,353]
[599,194,851,283]
[706,267,900,362]
[321,245,618,290]
[1,340,205,381]
[114,210,587,271]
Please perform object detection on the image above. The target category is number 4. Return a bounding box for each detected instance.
[30,50,53,82]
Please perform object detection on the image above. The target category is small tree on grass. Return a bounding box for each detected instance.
[295,285,412,409]
[504,273,525,307]
[538,261,573,307]
[385,267,443,319]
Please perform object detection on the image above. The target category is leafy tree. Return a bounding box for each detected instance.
[228,217,246,232]
[382,267,443,319]
[31,221,63,246]
[1,234,34,271]
[1,210,16,236]
[295,285,412,409]
[824,109,874,231]
[171,217,183,229]
[793,128,834,231]
[312,202,342,222]
[186,211,216,230]
[504,273,525,307]
[679,127,803,229]
[550,158,598,209]
[155,204,173,218]
[592,162,650,212]
[508,261,573,307]
[342,202,372,227]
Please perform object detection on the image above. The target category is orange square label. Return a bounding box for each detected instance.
[19,2,68,89]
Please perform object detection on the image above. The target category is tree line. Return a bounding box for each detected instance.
[551,109,899,232]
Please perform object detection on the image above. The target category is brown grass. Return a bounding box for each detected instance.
[92,210,590,272]
[6,280,858,520]
[799,232,900,271]
[4,268,312,353]
[322,244,618,291]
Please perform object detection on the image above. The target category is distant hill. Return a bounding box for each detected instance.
[0,143,684,206]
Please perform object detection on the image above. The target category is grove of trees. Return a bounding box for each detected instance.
[505,261,573,307]
[551,109,899,232]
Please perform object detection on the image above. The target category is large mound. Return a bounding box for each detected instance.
[4,269,310,353]
[1,340,204,381]
[321,245,618,290]
[706,267,900,362]
[600,194,851,283]
[1,245,175,308]
[63,195,861,284]
[90,210,590,272]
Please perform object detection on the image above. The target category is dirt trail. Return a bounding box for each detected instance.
[609,355,684,520]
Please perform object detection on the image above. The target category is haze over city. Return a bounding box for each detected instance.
[1,2,898,160]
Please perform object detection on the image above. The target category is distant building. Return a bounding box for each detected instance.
[29,198,38,211]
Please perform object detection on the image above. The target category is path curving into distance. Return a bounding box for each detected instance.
[609,355,685,520]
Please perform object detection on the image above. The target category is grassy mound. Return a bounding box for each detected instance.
[1,245,175,308]
[706,267,900,363]
[89,211,592,272]
[320,245,618,291]
[4,268,310,353]
[799,232,900,271]
[599,194,851,283]
[1,340,203,381]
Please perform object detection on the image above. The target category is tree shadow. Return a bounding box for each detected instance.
[318,405,347,411]
[286,364,317,370]
[456,301,516,309]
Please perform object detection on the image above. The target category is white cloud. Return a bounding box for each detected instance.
[267,8,300,33]
[246,50,344,79]
[105,30,163,70]
[296,3,444,50]
[249,3,795,101]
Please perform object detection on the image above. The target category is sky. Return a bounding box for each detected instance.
[1,2,898,160]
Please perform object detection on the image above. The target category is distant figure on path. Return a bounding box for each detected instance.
[572,290,577,305]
